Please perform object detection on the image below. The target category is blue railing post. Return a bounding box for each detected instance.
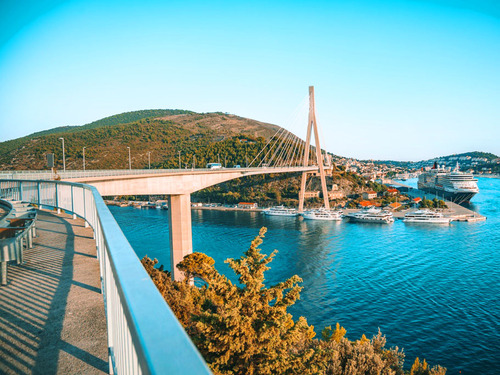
[37,182,41,207]
[83,188,86,220]
[55,183,58,209]
[71,185,74,214]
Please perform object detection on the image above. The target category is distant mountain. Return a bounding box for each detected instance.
[368,151,499,168]
[0,110,281,170]
[430,151,498,162]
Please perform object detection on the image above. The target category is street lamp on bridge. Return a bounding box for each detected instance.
[147,151,151,169]
[83,147,86,171]
[178,151,181,169]
[59,137,66,172]
[127,147,131,170]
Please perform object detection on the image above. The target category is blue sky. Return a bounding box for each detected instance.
[0,0,499,161]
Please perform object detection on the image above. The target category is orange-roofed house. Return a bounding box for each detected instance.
[386,188,399,196]
[412,197,422,206]
[387,202,402,210]
[359,200,373,208]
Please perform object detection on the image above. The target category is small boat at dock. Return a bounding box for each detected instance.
[263,206,298,217]
[345,208,394,224]
[403,210,451,224]
[302,208,343,221]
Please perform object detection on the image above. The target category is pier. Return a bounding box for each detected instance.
[387,180,486,222]
[0,210,108,374]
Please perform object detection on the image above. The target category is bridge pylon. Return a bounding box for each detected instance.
[298,86,330,212]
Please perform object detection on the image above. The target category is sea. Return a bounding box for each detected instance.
[108,177,500,374]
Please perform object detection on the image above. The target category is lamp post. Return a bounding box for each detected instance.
[147,151,151,169]
[83,147,86,171]
[127,147,131,170]
[192,154,196,170]
[178,151,181,169]
[59,137,66,172]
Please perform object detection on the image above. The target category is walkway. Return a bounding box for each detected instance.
[0,210,108,374]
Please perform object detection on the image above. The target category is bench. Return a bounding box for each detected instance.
[0,204,37,286]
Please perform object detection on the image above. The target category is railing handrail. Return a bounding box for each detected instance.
[0,165,318,179]
[0,179,211,374]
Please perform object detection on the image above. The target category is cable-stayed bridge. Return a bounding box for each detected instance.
[0,86,332,374]
[1,87,331,281]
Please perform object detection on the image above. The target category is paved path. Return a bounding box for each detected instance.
[0,210,108,374]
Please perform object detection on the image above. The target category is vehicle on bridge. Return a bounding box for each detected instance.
[206,163,222,169]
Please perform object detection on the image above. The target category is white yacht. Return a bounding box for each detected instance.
[263,206,298,217]
[345,207,394,224]
[403,210,451,225]
[302,208,343,221]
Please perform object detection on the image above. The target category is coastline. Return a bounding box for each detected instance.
[106,201,484,222]
[475,174,500,179]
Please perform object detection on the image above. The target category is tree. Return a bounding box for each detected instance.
[178,228,316,374]
[142,229,446,375]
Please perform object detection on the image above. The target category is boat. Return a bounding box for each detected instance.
[403,209,451,224]
[345,207,394,224]
[302,208,343,221]
[263,206,298,217]
[418,162,479,205]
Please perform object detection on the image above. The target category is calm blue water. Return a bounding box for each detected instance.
[109,178,500,374]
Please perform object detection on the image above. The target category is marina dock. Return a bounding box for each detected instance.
[388,180,486,222]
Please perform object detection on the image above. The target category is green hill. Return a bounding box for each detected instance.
[0,110,281,170]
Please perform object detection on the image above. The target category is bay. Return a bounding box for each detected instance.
[109,177,500,374]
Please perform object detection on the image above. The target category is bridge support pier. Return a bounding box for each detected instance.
[168,194,193,281]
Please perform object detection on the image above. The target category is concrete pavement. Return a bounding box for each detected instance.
[0,210,108,374]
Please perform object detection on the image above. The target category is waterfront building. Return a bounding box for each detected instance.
[328,191,344,199]
[237,202,257,209]
[359,200,374,208]
[362,191,377,200]
[387,202,402,210]
[304,191,321,198]
[386,188,399,196]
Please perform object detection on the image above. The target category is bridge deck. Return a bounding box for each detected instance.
[0,210,108,374]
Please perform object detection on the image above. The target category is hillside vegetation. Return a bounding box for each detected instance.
[370,151,499,167]
[0,111,280,170]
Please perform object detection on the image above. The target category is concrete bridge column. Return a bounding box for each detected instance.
[168,194,192,281]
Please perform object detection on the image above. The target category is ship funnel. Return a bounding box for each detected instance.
[432,161,437,169]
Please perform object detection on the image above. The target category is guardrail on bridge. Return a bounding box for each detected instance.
[0,179,211,375]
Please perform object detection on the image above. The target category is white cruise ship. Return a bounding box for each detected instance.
[418,162,478,205]
[302,208,343,221]
[345,207,394,224]
[263,206,298,217]
[403,210,451,225]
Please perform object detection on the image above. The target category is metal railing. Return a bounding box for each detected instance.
[0,179,211,375]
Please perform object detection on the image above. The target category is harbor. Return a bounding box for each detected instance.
[105,182,487,223]
[387,179,486,222]
[107,176,499,374]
